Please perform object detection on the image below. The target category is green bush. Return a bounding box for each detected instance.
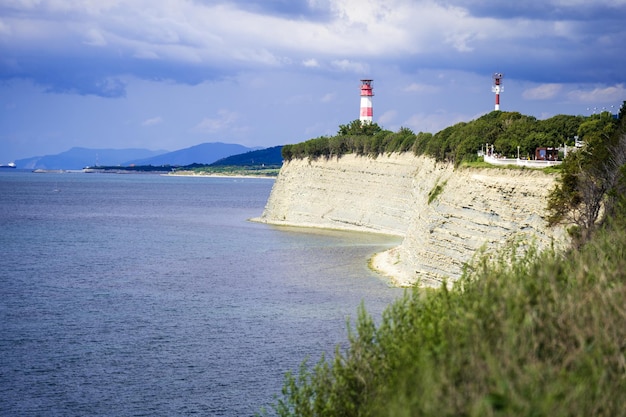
[427,180,447,204]
[269,221,626,417]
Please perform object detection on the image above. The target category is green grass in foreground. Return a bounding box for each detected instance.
[267,219,626,417]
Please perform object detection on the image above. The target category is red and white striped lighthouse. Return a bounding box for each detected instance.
[359,79,374,124]
[492,73,503,111]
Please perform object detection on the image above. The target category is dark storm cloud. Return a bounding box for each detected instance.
[0,39,223,98]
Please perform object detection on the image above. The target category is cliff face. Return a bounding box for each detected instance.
[257,153,568,287]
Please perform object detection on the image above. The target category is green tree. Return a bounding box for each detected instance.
[538,114,585,146]
[384,127,416,153]
[548,113,625,244]
[338,120,384,136]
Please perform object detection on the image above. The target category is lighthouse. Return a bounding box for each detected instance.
[492,73,503,111]
[359,79,374,124]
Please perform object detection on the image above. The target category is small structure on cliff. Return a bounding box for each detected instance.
[482,143,562,168]
[535,147,559,161]
[360,79,374,124]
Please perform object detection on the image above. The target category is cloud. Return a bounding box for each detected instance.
[0,0,625,98]
[403,111,476,134]
[192,110,239,133]
[331,59,369,74]
[440,0,626,20]
[142,116,163,127]
[302,58,320,68]
[83,28,107,46]
[320,92,336,103]
[378,110,398,125]
[40,74,128,98]
[567,84,626,103]
[445,31,477,53]
[522,84,563,100]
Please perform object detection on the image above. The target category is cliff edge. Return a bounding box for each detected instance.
[256,153,568,287]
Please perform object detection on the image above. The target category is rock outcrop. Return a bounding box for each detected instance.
[256,153,568,287]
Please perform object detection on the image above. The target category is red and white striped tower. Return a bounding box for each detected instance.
[359,79,374,124]
[492,73,503,111]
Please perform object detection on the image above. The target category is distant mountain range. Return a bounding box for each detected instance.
[126,142,261,167]
[14,142,267,170]
[210,145,283,166]
[16,147,165,170]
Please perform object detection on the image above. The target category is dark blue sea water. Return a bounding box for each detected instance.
[0,172,403,416]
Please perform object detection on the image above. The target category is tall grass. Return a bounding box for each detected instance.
[269,221,626,417]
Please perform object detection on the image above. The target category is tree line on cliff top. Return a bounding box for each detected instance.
[281,110,618,164]
[264,107,626,416]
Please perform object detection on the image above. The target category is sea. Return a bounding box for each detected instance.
[0,171,404,416]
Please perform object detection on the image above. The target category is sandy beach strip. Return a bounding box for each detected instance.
[163,172,276,179]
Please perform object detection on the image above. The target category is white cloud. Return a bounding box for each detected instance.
[378,109,397,125]
[331,59,369,74]
[522,84,563,100]
[567,84,626,103]
[142,116,162,126]
[82,28,107,46]
[404,111,473,134]
[445,31,477,53]
[302,58,320,68]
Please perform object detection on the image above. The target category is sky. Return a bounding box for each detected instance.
[1,0,626,162]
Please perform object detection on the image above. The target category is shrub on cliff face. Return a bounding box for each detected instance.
[547,108,626,245]
[268,219,626,417]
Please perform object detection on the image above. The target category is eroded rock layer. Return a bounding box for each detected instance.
[257,153,568,287]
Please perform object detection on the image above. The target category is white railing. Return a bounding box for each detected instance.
[483,154,562,168]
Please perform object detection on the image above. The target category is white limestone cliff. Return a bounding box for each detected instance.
[256,153,568,287]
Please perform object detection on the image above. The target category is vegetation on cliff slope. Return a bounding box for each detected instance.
[266,109,626,416]
[548,109,626,245]
[282,109,623,166]
[269,214,626,417]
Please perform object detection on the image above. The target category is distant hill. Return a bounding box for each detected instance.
[210,145,283,166]
[126,142,261,166]
[13,142,266,170]
[15,147,166,170]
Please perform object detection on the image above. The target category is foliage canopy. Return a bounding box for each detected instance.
[281,112,590,165]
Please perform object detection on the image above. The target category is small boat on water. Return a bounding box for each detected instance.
[0,162,16,169]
